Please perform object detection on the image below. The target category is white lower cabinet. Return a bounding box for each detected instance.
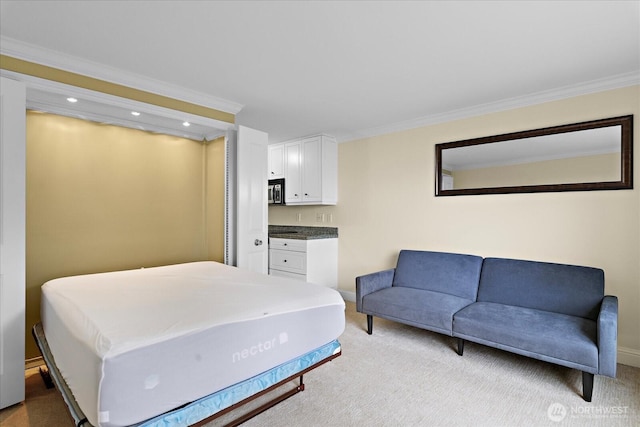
[269,238,338,289]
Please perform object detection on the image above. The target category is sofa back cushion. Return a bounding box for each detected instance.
[392,250,483,300]
[478,258,604,319]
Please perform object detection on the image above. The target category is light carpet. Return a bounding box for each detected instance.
[1,302,638,426]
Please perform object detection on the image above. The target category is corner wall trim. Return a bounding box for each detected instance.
[618,346,640,369]
[25,356,44,370]
[339,290,356,302]
[337,72,640,143]
[22,330,640,371]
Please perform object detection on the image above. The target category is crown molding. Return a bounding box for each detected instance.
[337,71,640,143]
[0,36,243,115]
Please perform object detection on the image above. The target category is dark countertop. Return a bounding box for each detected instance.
[268,225,338,240]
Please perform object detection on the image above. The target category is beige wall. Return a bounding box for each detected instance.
[270,85,640,366]
[25,111,225,358]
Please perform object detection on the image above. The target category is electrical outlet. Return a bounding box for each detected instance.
[328,213,333,223]
[316,213,324,222]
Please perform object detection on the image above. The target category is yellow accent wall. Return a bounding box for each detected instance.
[25,111,225,358]
[270,85,640,365]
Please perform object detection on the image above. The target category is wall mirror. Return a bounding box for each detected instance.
[435,115,633,196]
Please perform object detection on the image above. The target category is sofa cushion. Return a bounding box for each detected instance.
[478,258,604,320]
[392,250,483,301]
[362,287,473,335]
[454,302,598,371]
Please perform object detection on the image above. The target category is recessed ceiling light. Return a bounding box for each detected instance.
[67,97,78,103]
[183,121,190,127]
[131,111,141,116]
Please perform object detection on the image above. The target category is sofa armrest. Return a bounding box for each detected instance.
[597,295,618,377]
[355,268,395,312]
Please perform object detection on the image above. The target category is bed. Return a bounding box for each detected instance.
[33,261,345,427]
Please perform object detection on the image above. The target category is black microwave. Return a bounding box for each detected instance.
[268,178,285,205]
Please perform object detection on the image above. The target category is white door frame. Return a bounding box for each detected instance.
[0,76,26,409]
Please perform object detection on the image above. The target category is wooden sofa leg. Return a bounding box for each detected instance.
[457,338,464,356]
[366,315,373,335]
[582,372,594,402]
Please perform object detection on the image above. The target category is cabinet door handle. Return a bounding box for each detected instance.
[254,239,263,246]
[283,259,287,262]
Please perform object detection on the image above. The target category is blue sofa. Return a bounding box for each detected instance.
[355,250,618,402]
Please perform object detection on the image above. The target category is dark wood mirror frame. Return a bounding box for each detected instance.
[435,115,633,196]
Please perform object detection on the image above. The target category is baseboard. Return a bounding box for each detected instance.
[339,290,356,302]
[332,294,640,369]
[618,346,640,368]
[25,356,44,370]
[22,314,640,370]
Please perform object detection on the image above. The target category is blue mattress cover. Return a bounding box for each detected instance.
[137,339,341,426]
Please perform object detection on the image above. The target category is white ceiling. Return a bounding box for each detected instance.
[1,1,639,143]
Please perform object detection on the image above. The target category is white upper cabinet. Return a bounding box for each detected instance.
[268,143,285,179]
[301,137,322,202]
[282,135,337,205]
[284,142,302,203]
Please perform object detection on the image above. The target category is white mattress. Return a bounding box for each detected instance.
[41,261,345,427]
